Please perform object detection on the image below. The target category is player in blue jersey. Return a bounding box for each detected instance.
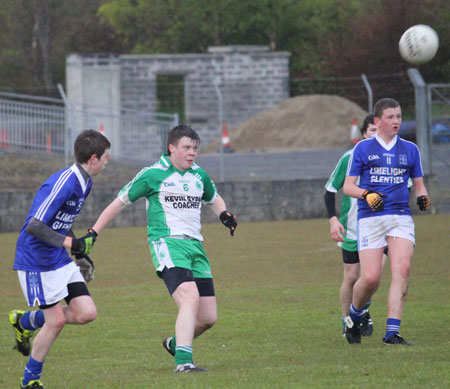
[9,129,110,389]
[324,114,388,338]
[343,98,430,345]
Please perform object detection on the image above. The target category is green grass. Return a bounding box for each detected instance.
[1,215,449,388]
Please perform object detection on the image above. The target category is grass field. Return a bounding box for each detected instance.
[1,215,449,388]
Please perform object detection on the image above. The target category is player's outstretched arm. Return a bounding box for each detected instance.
[92,197,128,234]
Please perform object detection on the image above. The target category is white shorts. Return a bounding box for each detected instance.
[18,261,85,307]
[357,215,415,251]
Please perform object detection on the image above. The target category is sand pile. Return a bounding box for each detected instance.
[203,94,368,152]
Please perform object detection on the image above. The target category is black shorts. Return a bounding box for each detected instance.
[341,247,389,265]
[342,248,359,264]
[161,267,215,297]
[39,282,90,309]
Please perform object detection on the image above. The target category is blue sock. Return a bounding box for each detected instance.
[349,303,365,323]
[23,356,44,385]
[21,311,45,330]
[384,318,401,340]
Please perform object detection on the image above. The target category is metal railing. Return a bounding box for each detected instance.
[0,92,65,153]
[0,90,179,164]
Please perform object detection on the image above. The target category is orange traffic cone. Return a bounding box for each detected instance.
[221,122,233,153]
[0,131,8,148]
[99,124,104,133]
[350,118,359,144]
[46,133,52,153]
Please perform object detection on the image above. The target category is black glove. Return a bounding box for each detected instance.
[362,190,387,212]
[416,195,430,211]
[74,253,95,282]
[219,211,237,236]
[71,228,98,255]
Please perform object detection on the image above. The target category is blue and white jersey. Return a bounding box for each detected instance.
[347,134,423,219]
[14,164,92,271]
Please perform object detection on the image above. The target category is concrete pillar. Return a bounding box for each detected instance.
[66,54,121,156]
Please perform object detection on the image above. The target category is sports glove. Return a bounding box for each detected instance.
[362,190,387,212]
[74,253,95,282]
[219,211,238,236]
[71,228,98,255]
[416,195,430,211]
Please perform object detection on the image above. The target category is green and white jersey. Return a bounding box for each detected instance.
[324,149,358,251]
[118,154,218,242]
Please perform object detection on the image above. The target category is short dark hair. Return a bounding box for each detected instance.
[373,98,400,119]
[74,129,111,164]
[360,114,375,137]
[166,124,200,155]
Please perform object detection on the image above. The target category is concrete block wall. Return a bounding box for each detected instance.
[0,175,442,234]
[0,178,327,233]
[66,46,290,147]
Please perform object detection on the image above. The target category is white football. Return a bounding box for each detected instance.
[399,24,439,65]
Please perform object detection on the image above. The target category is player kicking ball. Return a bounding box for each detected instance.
[91,124,237,373]
[9,129,109,388]
[343,98,430,345]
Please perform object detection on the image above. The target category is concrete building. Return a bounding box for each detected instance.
[66,45,290,149]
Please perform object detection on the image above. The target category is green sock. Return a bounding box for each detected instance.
[169,335,176,355]
[175,345,193,365]
[363,298,372,310]
[341,316,346,329]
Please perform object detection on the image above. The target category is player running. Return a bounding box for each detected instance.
[324,114,387,338]
[343,98,430,345]
[91,124,237,373]
[10,129,110,388]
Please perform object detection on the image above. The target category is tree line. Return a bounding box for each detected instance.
[0,0,448,97]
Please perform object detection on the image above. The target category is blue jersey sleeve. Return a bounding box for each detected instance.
[33,179,73,224]
[409,144,424,179]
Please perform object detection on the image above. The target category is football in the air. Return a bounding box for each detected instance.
[399,24,439,65]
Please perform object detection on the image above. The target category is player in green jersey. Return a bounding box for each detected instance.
[91,125,237,373]
[324,114,387,337]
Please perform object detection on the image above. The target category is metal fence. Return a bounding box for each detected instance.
[428,83,450,144]
[63,100,179,163]
[0,91,178,163]
[0,93,66,153]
